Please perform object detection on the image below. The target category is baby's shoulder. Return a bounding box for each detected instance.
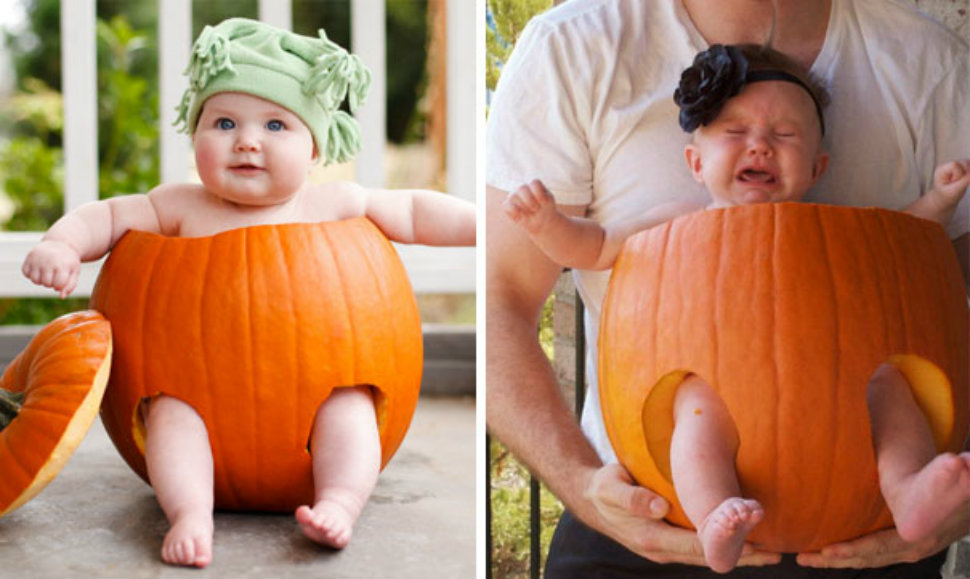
[145,182,207,204]
[303,180,370,219]
[144,182,210,234]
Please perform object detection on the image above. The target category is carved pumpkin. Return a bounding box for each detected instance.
[90,218,423,512]
[0,311,112,516]
[599,203,968,552]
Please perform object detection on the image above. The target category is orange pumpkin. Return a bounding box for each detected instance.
[0,311,112,516]
[90,218,423,512]
[599,203,968,552]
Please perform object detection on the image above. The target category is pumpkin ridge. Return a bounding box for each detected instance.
[282,225,304,454]
[196,235,215,455]
[196,233,237,507]
[134,234,163,465]
[769,204,780,525]
[268,225,300,493]
[329,223,359,387]
[712,211,724,401]
[814,205,848,546]
[243,227,263,502]
[876,212,909,352]
[0,432,33,479]
[857,210,893,371]
[366,223,400,409]
[651,221,670,400]
[209,231,245,507]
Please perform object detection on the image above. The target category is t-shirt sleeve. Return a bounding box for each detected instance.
[917,51,970,239]
[486,18,595,206]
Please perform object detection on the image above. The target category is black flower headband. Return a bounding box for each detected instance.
[673,44,826,136]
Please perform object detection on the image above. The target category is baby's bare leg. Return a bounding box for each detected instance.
[868,363,970,543]
[296,385,380,549]
[144,395,214,568]
[671,375,763,574]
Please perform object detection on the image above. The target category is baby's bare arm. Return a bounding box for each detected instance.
[504,180,701,271]
[903,159,970,225]
[22,194,163,296]
[362,187,475,246]
[503,181,610,270]
[45,194,162,259]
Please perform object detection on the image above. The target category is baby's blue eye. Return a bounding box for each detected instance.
[217,118,235,130]
[267,120,285,131]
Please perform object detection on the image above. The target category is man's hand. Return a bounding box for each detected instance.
[797,500,969,568]
[587,463,782,567]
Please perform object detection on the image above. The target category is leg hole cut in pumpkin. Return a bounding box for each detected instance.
[304,385,386,455]
[133,393,205,456]
[867,357,968,543]
[875,355,957,452]
[641,370,738,487]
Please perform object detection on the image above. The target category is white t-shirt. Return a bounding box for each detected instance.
[486,0,970,463]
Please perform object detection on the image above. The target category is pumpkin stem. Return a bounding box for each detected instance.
[0,390,25,431]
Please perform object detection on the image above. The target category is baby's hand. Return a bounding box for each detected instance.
[503,180,559,234]
[932,159,970,205]
[22,240,82,298]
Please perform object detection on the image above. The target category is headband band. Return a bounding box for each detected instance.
[674,44,827,136]
[744,69,826,136]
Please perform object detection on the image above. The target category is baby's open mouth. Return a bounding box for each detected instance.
[737,169,776,184]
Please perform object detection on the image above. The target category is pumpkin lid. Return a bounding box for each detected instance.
[0,311,112,517]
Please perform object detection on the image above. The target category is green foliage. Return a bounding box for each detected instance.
[0,135,63,231]
[2,78,63,139]
[96,16,159,198]
[486,0,552,93]
[0,297,89,325]
[385,1,430,143]
[3,0,62,92]
[490,438,564,579]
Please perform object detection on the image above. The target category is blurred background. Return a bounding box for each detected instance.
[0,0,474,326]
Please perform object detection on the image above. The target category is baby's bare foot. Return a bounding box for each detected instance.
[161,515,213,568]
[697,498,764,574]
[296,500,360,549]
[889,453,970,543]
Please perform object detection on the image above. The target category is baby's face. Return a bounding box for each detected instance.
[194,92,316,207]
[685,81,829,208]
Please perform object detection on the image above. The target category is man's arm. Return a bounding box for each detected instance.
[487,184,608,516]
[486,185,780,566]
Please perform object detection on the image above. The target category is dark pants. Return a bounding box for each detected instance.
[545,511,948,579]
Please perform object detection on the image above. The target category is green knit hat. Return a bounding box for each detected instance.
[174,18,371,165]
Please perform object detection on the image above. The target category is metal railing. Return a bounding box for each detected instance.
[487,288,584,579]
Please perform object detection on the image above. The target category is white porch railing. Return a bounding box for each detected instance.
[0,0,476,297]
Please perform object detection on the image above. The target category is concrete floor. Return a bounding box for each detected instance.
[0,396,475,579]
